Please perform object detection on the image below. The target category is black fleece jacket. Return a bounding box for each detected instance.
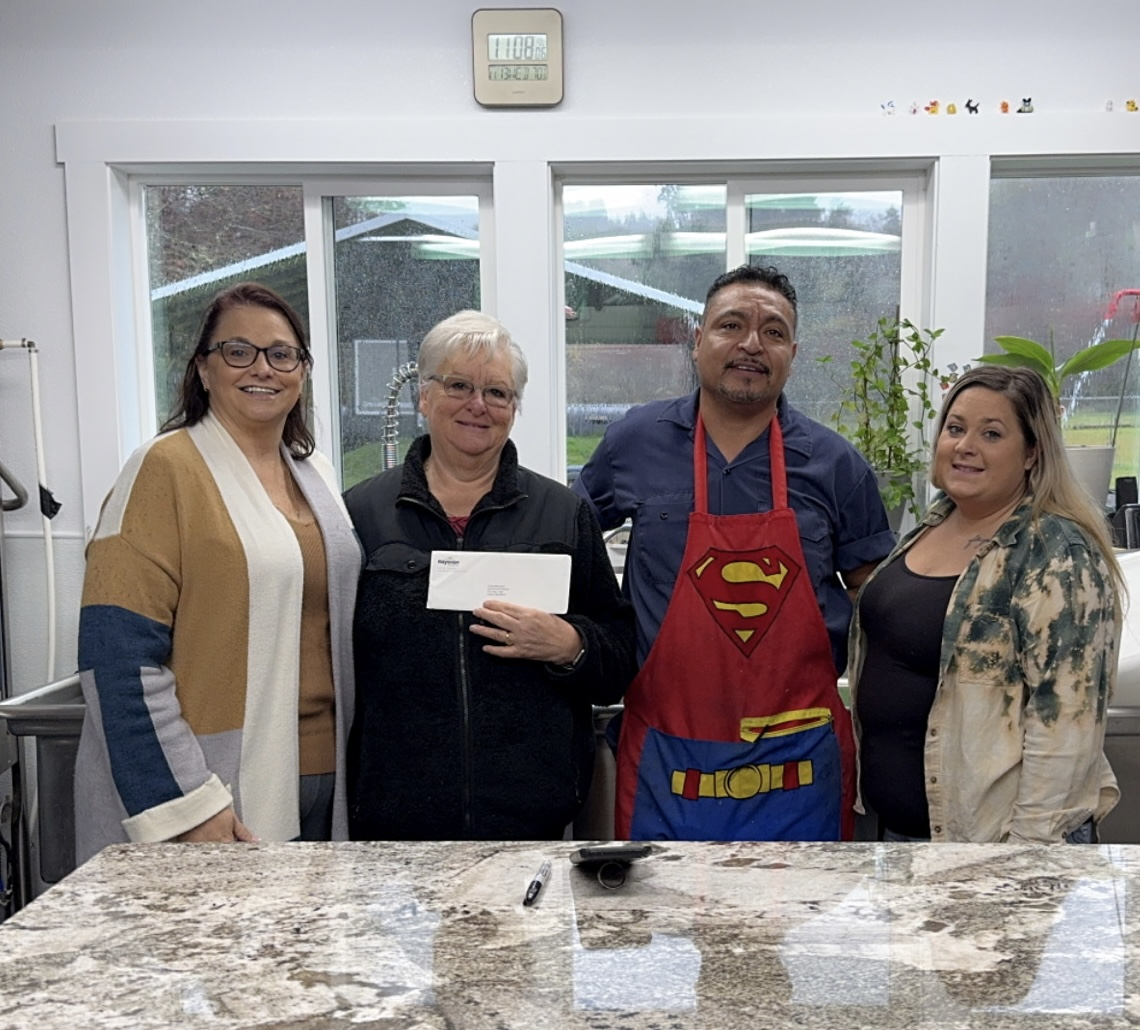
[345,435,636,840]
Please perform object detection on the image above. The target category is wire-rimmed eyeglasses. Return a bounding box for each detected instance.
[206,339,307,373]
[425,374,517,409]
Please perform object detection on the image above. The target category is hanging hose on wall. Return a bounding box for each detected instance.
[0,339,62,683]
[0,456,28,513]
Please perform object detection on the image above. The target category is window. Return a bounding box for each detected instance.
[744,190,903,426]
[986,174,1140,476]
[140,184,488,490]
[330,194,484,489]
[137,171,919,497]
[352,339,411,416]
[563,184,724,475]
[562,180,914,475]
[144,184,306,426]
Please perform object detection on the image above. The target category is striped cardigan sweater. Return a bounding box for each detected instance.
[74,413,360,863]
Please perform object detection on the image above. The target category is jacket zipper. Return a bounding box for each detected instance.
[457,609,474,835]
[402,492,517,836]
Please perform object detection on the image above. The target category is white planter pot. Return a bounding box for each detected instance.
[1065,444,1115,509]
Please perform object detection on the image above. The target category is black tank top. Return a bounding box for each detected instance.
[855,555,957,838]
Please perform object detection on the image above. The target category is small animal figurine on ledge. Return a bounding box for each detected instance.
[1000,100,1010,113]
[965,99,980,114]
[1127,99,1139,112]
[1017,98,1034,113]
[924,99,940,114]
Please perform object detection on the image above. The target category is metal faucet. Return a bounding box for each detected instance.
[382,361,420,471]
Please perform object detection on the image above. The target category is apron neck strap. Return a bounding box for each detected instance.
[693,406,788,514]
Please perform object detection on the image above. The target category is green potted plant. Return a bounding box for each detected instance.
[818,317,944,523]
[976,333,1140,416]
[976,330,1140,506]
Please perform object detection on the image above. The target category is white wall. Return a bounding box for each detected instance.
[0,0,1138,691]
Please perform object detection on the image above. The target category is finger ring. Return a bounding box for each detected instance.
[505,631,512,645]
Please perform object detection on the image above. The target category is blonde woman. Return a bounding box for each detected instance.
[849,365,1121,843]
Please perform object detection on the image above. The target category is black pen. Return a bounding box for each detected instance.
[523,860,551,906]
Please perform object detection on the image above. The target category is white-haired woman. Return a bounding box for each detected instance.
[345,310,636,839]
[850,365,1122,843]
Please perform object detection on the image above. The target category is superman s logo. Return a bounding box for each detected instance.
[687,546,802,656]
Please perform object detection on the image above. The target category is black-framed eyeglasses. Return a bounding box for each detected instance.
[425,374,516,409]
[206,339,307,373]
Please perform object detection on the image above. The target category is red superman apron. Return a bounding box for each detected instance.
[615,412,855,841]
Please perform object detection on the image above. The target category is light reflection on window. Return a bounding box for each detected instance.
[563,184,725,478]
[745,190,903,428]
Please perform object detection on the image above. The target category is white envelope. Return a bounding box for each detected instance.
[426,550,572,613]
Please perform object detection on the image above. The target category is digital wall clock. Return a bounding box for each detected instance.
[472,8,563,108]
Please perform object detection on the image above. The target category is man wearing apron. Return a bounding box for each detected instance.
[574,265,895,841]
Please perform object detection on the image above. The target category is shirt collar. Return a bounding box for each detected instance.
[921,492,1033,548]
[661,390,812,460]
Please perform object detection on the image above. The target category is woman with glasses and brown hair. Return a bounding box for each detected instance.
[345,309,636,840]
[74,282,360,863]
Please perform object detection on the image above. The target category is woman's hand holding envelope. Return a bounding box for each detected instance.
[472,599,584,666]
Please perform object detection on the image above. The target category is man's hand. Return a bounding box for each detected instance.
[841,560,881,604]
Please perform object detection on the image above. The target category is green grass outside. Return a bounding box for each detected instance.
[567,435,603,468]
[342,440,419,491]
[342,442,383,490]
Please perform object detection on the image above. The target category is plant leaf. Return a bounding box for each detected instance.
[976,352,1040,368]
[975,351,1057,386]
[1057,339,1140,378]
[977,342,1059,395]
[990,336,1057,371]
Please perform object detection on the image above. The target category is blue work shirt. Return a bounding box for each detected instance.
[573,391,896,675]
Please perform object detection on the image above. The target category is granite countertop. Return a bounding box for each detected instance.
[0,840,1134,1028]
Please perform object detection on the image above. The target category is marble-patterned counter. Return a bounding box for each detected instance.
[0,840,1135,1028]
